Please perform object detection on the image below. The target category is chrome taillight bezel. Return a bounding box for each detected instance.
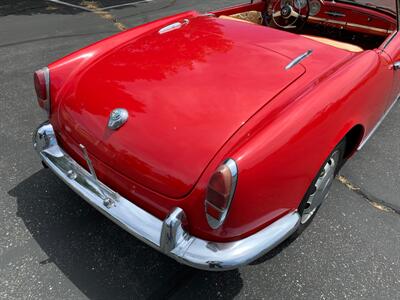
[205,158,238,229]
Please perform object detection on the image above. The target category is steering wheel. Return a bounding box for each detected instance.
[270,0,310,30]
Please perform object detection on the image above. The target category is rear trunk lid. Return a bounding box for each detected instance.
[56,16,305,198]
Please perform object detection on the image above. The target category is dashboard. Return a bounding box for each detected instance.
[303,0,396,36]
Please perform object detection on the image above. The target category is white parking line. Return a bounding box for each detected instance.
[98,0,153,11]
[47,0,93,11]
[47,0,153,12]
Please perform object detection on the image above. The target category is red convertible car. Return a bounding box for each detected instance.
[33,0,399,270]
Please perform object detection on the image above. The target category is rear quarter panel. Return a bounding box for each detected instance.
[189,50,393,241]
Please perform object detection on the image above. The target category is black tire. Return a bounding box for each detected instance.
[295,138,347,235]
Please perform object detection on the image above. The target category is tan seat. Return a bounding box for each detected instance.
[219,15,255,24]
[302,35,363,52]
[219,11,263,25]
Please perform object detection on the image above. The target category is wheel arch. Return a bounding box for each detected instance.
[342,124,365,159]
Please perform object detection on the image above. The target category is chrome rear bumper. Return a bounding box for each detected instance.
[33,121,300,271]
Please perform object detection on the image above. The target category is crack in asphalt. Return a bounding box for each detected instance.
[47,0,153,12]
[47,0,177,30]
[79,1,128,31]
[337,175,400,215]
[117,0,178,23]
[47,0,132,30]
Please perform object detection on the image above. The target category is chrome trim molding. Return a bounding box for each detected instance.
[308,16,390,33]
[285,50,313,70]
[347,23,389,34]
[358,94,399,150]
[325,11,346,17]
[398,0,400,32]
[33,122,300,271]
[309,16,346,25]
[79,143,119,208]
[43,67,50,101]
[42,67,50,113]
[159,19,189,34]
[382,30,397,49]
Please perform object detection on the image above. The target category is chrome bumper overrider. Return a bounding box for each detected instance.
[33,122,300,271]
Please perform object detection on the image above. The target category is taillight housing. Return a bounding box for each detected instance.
[205,159,238,229]
[34,67,50,114]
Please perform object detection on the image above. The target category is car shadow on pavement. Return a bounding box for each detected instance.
[9,169,243,299]
[250,234,298,266]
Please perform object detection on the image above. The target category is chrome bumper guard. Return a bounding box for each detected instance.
[33,122,300,271]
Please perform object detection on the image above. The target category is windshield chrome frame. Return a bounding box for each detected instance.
[381,0,400,48]
[259,0,397,15]
[397,0,400,30]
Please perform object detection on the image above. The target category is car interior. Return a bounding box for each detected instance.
[214,0,397,52]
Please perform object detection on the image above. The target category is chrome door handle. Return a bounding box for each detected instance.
[393,61,400,70]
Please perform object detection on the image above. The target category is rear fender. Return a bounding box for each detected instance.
[194,50,390,241]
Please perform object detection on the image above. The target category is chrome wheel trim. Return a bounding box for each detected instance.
[301,150,340,224]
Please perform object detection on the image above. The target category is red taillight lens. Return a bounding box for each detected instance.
[207,165,232,209]
[33,67,50,113]
[34,70,46,100]
[205,159,238,229]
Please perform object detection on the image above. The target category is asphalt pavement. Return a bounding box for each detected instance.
[1,1,399,299]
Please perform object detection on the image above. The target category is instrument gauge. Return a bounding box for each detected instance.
[309,0,321,16]
[294,0,308,9]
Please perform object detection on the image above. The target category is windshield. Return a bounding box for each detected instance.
[329,0,396,14]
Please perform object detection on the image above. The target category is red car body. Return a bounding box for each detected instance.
[33,0,399,270]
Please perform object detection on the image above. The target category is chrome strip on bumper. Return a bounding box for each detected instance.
[33,122,300,271]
